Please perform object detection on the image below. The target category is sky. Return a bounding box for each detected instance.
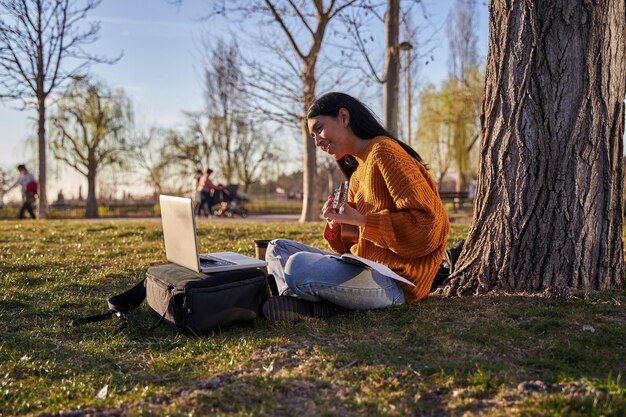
[0,0,489,200]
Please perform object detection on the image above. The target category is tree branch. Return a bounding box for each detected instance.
[286,0,314,35]
[263,0,305,60]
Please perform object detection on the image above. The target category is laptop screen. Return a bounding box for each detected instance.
[159,195,201,272]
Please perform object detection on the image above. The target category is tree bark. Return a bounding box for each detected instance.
[383,0,400,136]
[441,0,625,295]
[299,63,319,222]
[37,97,48,219]
[86,157,98,218]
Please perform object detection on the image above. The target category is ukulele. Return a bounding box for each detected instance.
[332,181,359,243]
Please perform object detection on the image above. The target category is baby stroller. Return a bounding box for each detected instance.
[214,184,249,218]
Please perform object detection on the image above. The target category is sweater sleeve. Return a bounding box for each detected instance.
[324,223,356,254]
[359,148,448,258]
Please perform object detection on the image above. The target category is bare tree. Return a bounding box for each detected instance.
[0,0,119,218]
[341,0,435,137]
[445,0,482,194]
[232,122,277,193]
[447,0,479,83]
[152,114,243,195]
[439,0,625,295]
[49,77,132,218]
[160,114,212,177]
[129,126,173,196]
[206,0,359,221]
[340,1,401,134]
[200,38,280,192]
[203,39,243,184]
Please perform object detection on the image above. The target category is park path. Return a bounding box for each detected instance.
[197,214,301,222]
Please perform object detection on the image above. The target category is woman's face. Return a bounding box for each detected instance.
[307,111,352,159]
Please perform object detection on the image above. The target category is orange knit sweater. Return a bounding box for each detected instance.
[324,136,450,302]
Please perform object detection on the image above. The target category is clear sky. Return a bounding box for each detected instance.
[0,0,489,198]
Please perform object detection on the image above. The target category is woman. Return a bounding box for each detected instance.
[264,92,450,321]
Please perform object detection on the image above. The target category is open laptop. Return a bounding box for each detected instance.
[159,195,267,273]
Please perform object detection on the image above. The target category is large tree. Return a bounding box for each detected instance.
[49,78,132,218]
[382,0,400,135]
[440,0,625,295]
[0,0,117,218]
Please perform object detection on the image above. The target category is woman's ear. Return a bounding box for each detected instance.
[338,107,350,128]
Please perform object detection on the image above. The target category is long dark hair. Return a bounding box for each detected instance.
[306,92,424,179]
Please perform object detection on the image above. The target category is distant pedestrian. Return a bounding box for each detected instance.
[193,169,206,216]
[195,168,222,217]
[4,164,37,219]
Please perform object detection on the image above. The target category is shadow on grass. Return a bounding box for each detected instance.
[4,289,625,416]
[51,291,624,416]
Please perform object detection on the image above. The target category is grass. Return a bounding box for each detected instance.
[0,219,624,416]
[0,197,303,220]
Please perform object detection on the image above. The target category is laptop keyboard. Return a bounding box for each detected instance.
[199,254,236,266]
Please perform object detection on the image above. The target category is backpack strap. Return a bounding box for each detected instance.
[430,240,466,292]
[72,279,167,334]
[71,310,114,326]
[444,240,465,274]
[106,278,147,312]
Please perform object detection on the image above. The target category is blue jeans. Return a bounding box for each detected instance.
[195,191,213,216]
[266,239,405,310]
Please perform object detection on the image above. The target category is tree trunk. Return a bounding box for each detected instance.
[37,97,48,219]
[86,159,98,218]
[382,0,400,136]
[299,65,319,222]
[440,0,625,295]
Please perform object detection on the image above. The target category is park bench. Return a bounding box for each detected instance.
[438,190,470,210]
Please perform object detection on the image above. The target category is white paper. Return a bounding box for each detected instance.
[329,254,416,287]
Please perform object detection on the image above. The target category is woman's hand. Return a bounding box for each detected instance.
[322,195,340,231]
[324,197,366,228]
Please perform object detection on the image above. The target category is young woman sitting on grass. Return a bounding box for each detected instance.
[263,92,450,321]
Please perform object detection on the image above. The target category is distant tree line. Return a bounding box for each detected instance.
[0,0,451,221]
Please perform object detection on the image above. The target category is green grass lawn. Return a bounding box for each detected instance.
[1,220,624,416]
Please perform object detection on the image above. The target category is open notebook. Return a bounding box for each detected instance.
[328,253,415,286]
[159,195,267,273]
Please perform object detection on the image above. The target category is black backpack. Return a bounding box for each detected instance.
[73,264,269,335]
[430,240,465,291]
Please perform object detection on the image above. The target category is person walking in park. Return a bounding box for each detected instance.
[192,169,206,217]
[263,92,450,321]
[4,164,38,219]
[195,168,222,218]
